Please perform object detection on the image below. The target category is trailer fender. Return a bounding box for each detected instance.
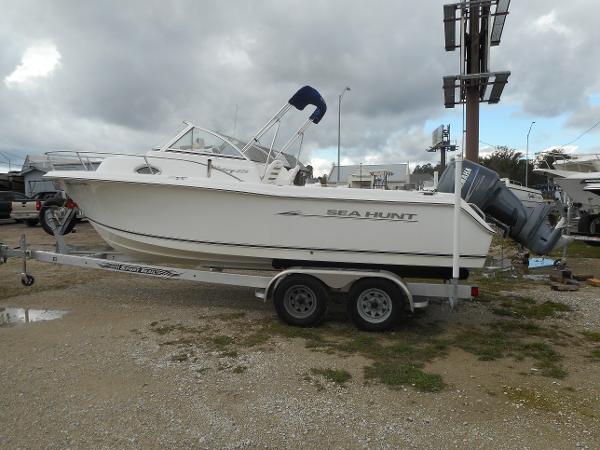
[264,268,415,312]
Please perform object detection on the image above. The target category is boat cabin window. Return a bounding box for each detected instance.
[168,128,243,158]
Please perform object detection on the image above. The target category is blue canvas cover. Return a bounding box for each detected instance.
[288,85,327,124]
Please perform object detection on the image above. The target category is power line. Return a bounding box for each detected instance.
[0,150,26,161]
[480,118,600,156]
[479,139,499,148]
[556,119,600,150]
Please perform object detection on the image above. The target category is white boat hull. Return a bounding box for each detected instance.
[555,177,600,212]
[56,177,493,275]
[501,179,545,208]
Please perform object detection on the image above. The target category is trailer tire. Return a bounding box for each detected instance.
[273,275,328,327]
[39,200,77,236]
[347,278,404,331]
[21,274,35,287]
[578,213,600,247]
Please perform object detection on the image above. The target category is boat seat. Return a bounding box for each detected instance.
[262,160,285,184]
[286,165,301,185]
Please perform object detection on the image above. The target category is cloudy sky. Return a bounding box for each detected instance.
[1,0,600,175]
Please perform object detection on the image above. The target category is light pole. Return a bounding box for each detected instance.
[525,121,535,187]
[337,86,351,184]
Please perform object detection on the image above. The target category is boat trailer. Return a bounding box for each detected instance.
[0,233,477,331]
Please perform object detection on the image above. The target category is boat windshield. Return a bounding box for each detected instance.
[164,125,302,168]
[168,128,244,159]
[219,133,301,169]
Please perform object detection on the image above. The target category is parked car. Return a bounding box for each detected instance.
[10,191,59,226]
[0,191,21,220]
[0,191,37,224]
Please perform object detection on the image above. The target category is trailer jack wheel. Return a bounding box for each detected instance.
[21,274,35,287]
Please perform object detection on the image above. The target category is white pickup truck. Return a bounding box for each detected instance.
[0,191,60,226]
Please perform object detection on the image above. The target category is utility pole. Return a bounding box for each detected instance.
[442,0,511,162]
[465,4,480,162]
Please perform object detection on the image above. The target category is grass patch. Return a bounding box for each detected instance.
[336,334,378,354]
[240,321,328,349]
[470,274,538,301]
[233,320,448,392]
[232,365,247,374]
[581,331,600,342]
[452,326,567,378]
[151,323,207,336]
[365,362,445,392]
[310,368,352,384]
[491,320,558,338]
[239,329,273,347]
[491,297,571,319]
[503,386,559,412]
[551,241,600,259]
[589,348,600,361]
[220,350,239,358]
[211,335,234,349]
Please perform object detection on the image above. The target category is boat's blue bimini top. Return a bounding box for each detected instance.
[288,85,327,124]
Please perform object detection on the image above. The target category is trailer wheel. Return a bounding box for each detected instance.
[39,201,77,236]
[21,274,35,287]
[273,275,328,327]
[578,214,600,247]
[347,279,403,331]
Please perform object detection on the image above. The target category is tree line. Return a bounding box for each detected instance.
[413,147,569,187]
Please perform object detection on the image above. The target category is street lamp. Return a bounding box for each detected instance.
[525,121,535,187]
[337,86,351,184]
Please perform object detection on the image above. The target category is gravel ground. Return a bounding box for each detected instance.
[1,221,600,449]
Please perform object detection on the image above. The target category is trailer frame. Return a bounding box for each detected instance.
[1,233,478,330]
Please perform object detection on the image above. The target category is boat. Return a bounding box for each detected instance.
[534,153,600,237]
[584,180,600,197]
[44,86,560,279]
[552,153,600,172]
[500,178,545,208]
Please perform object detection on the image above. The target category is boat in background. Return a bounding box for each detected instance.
[500,178,544,208]
[584,180,600,197]
[534,153,600,239]
[552,153,600,172]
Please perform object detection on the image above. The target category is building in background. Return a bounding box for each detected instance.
[19,154,102,196]
[328,163,410,189]
[0,172,25,193]
[20,155,56,196]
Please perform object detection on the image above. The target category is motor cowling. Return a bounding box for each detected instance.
[438,160,562,255]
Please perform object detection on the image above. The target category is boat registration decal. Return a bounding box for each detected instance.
[98,262,182,277]
[278,210,417,222]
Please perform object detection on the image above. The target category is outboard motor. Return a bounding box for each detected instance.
[438,160,562,255]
